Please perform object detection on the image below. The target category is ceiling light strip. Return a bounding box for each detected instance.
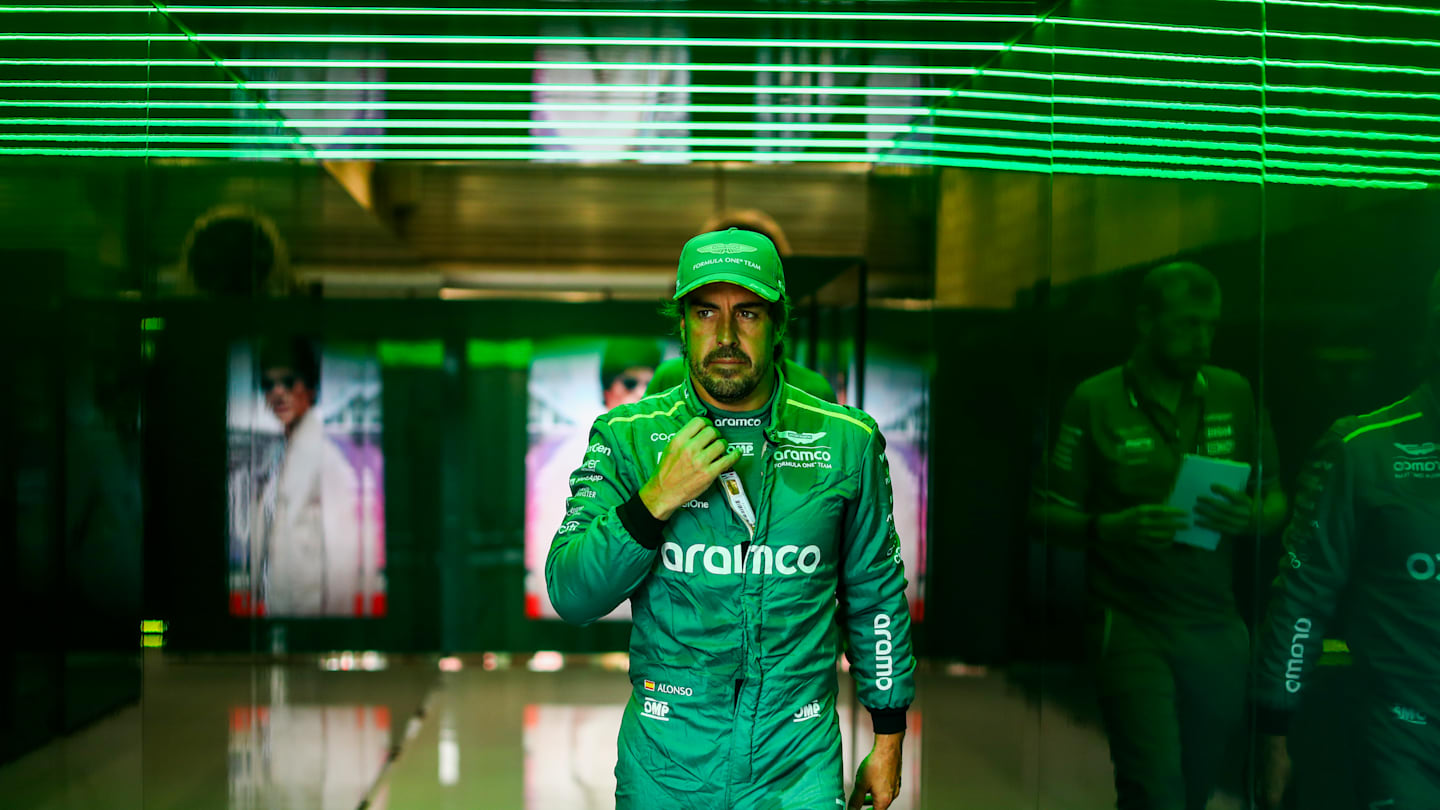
[0,33,1013,52]
[6,106,1427,146]
[6,116,1430,164]
[0,133,1423,179]
[0,144,1423,188]
[1214,0,1440,17]
[0,6,1035,23]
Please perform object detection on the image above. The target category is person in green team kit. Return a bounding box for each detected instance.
[646,211,838,404]
[1032,261,1289,810]
[546,228,915,810]
[1253,270,1440,810]
[647,354,837,404]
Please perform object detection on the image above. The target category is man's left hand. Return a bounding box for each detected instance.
[1195,484,1257,536]
[847,733,903,810]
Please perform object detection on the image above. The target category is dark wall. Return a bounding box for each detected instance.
[141,299,688,655]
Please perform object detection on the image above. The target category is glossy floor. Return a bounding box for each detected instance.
[0,654,1247,810]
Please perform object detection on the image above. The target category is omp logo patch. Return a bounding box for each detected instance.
[1392,443,1440,479]
[641,697,671,721]
[1391,705,1428,725]
[731,441,756,457]
[776,430,826,445]
[792,700,822,723]
[697,242,759,255]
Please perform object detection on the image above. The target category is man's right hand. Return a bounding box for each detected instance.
[639,416,742,521]
[1255,734,1292,810]
[1097,505,1189,548]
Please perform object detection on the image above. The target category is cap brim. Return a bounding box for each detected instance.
[673,274,781,302]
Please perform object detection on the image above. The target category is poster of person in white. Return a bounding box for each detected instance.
[227,338,386,618]
[525,337,667,621]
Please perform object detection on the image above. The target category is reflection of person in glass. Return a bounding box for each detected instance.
[1254,271,1440,810]
[1033,262,1288,809]
[546,228,914,810]
[600,339,660,410]
[251,338,361,616]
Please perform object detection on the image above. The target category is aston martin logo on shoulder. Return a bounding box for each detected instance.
[1394,442,1437,457]
[697,243,759,255]
[776,430,826,445]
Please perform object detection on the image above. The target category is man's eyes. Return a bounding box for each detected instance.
[694,308,761,320]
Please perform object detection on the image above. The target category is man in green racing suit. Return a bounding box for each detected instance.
[546,227,915,810]
[1254,271,1440,809]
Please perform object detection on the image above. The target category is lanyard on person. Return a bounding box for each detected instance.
[718,470,757,541]
[1127,367,1207,455]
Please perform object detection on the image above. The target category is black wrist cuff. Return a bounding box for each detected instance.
[618,492,667,550]
[870,707,908,735]
[1254,704,1292,736]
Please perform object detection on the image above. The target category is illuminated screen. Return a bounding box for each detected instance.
[226,339,387,618]
[862,350,930,621]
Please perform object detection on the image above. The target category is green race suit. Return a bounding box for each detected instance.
[1254,383,1440,807]
[546,369,915,810]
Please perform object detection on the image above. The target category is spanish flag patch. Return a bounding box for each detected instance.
[643,680,655,691]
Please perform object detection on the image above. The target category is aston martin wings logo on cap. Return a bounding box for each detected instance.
[697,243,760,255]
[1395,442,1438,456]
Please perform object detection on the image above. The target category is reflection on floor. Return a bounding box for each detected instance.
[0,654,1248,810]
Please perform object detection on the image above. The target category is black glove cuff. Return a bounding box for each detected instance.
[1255,704,1292,736]
[618,492,667,550]
[870,707,908,735]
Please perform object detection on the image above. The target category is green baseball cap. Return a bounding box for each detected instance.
[673,228,786,302]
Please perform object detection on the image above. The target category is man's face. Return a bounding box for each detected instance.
[683,283,777,404]
[1144,290,1221,380]
[604,365,655,409]
[262,367,314,431]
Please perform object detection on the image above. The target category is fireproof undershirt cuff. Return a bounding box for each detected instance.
[1254,703,1291,736]
[870,707,908,735]
[619,492,667,550]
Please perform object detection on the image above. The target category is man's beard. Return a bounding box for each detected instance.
[690,345,770,403]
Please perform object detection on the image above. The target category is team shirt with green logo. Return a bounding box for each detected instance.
[1043,362,1281,624]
